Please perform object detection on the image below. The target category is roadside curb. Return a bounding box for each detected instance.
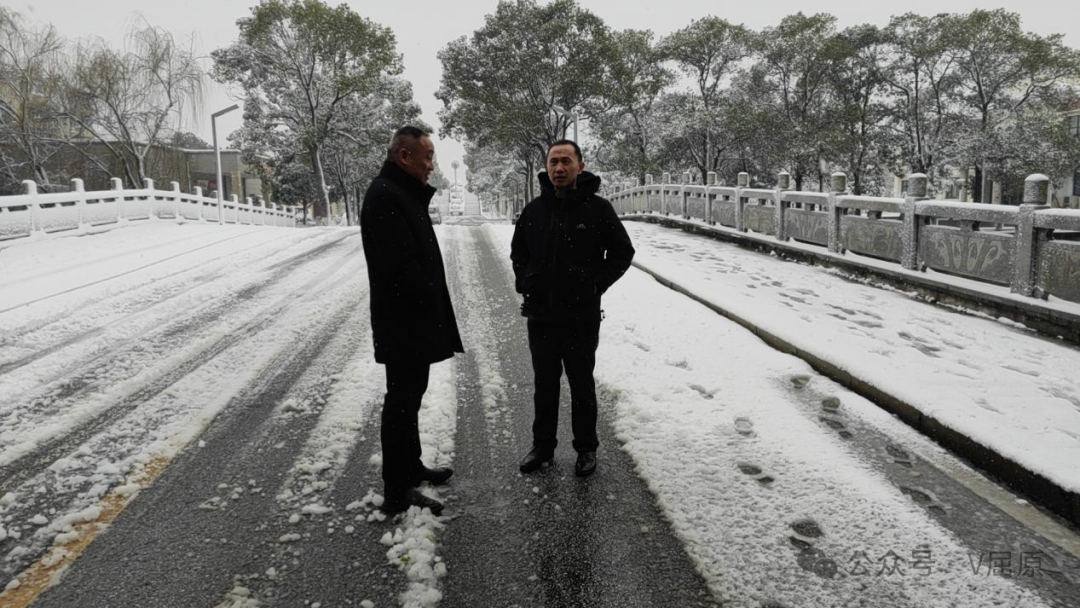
[623,214,1080,345]
[632,258,1080,529]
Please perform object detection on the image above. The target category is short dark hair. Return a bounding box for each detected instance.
[547,139,583,163]
[387,125,430,161]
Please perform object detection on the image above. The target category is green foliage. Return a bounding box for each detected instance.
[437,0,612,182]
[213,0,402,212]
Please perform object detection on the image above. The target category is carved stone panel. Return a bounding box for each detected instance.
[712,200,737,227]
[1039,241,1080,305]
[744,204,776,235]
[842,216,903,262]
[785,208,828,245]
[919,226,1014,285]
[687,198,707,220]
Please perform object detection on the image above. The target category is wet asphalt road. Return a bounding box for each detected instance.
[437,227,720,607]
[12,219,1080,607]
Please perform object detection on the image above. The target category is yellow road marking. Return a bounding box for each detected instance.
[0,456,172,607]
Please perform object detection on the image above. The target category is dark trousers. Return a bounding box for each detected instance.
[527,319,601,453]
[381,362,430,494]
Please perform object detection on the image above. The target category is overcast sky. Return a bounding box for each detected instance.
[18,0,1078,179]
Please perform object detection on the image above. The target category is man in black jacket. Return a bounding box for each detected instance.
[360,126,463,515]
[511,140,635,477]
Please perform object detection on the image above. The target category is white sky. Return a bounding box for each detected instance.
[18,0,1078,180]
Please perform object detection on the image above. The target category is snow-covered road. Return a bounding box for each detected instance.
[0,220,1077,607]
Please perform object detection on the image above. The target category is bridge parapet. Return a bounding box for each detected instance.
[1,178,301,240]
[610,172,1080,308]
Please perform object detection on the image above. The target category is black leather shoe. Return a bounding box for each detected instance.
[519,447,554,473]
[415,466,453,486]
[381,488,444,516]
[575,451,597,477]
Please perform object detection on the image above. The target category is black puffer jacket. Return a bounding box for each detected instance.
[510,171,635,323]
[360,161,464,364]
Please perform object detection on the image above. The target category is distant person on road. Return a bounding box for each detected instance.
[360,125,463,516]
[511,140,635,477]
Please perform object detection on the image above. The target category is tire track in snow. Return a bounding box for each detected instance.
[6,247,373,605]
[0,228,328,343]
[0,230,350,383]
[0,235,363,495]
[0,228,329,374]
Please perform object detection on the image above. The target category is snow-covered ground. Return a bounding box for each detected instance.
[486,223,1063,607]
[617,220,1080,496]
[1,219,1076,607]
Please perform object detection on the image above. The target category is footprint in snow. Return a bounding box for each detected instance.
[885,444,914,468]
[737,462,774,485]
[899,485,947,515]
[790,375,811,389]
[789,519,838,579]
[734,417,755,437]
[689,384,715,400]
[819,415,853,439]
[821,396,841,413]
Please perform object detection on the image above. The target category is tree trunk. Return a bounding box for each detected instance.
[310,144,331,223]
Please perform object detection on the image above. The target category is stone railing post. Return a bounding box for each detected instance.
[111,177,124,221]
[141,178,155,221]
[827,172,847,254]
[1012,174,1051,298]
[735,172,749,232]
[644,174,654,214]
[775,171,791,242]
[192,186,205,221]
[706,171,717,225]
[660,172,670,215]
[71,178,86,229]
[170,181,182,222]
[229,194,239,224]
[679,171,691,218]
[245,197,254,226]
[22,180,41,233]
[900,174,928,270]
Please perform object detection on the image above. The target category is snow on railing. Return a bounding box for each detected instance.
[0,177,301,241]
[608,171,1080,306]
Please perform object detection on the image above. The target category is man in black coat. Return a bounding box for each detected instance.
[511,140,635,477]
[360,126,463,516]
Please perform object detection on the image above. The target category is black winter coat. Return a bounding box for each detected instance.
[510,171,635,323]
[360,162,463,364]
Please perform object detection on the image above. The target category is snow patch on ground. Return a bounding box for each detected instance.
[622,221,1080,495]
[485,224,1049,607]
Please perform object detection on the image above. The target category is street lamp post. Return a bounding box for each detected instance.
[212,104,240,225]
[552,105,578,142]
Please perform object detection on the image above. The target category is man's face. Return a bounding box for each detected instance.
[547,144,584,189]
[399,135,435,184]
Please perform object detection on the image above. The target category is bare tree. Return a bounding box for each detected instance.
[61,22,205,188]
[0,6,69,192]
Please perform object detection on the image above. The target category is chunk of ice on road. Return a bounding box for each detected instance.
[277,533,302,543]
[60,505,103,527]
[30,514,48,526]
[53,531,80,545]
[5,577,21,591]
[289,514,301,524]
[360,601,375,608]
[300,503,331,515]
[0,492,16,506]
[298,462,331,475]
